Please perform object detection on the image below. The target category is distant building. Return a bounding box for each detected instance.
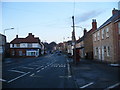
[92,8,120,63]
[67,40,73,56]
[9,33,44,57]
[0,33,6,61]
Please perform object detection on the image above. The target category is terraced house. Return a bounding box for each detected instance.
[9,33,44,57]
[92,8,120,63]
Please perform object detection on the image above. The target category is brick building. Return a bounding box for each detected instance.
[84,19,97,59]
[9,33,44,57]
[92,8,120,63]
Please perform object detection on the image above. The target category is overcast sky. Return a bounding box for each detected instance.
[1,1,119,43]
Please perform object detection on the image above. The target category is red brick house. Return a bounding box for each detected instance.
[9,33,44,57]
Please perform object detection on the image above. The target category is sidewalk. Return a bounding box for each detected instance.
[69,59,120,88]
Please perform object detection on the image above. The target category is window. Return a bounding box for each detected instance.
[26,50,38,56]
[118,22,120,34]
[14,44,17,48]
[106,46,110,56]
[106,27,109,37]
[97,31,100,40]
[94,47,97,56]
[94,33,96,41]
[10,44,13,48]
[12,50,15,56]
[102,29,104,39]
[27,43,32,48]
[19,51,22,56]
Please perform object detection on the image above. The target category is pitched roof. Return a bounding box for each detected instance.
[10,33,40,44]
[76,36,85,43]
[98,10,120,30]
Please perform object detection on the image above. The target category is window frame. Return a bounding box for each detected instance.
[106,27,109,38]
[102,29,104,39]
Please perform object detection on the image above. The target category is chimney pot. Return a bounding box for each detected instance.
[92,19,97,31]
[29,33,32,36]
[16,35,18,38]
[112,8,118,15]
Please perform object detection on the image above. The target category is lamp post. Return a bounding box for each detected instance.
[4,28,14,35]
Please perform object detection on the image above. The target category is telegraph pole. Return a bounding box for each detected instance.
[72,16,76,65]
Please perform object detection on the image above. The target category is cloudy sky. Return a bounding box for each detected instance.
[1,0,119,43]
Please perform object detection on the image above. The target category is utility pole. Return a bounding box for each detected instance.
[72,16,76,65]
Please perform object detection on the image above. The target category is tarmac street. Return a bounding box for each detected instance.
[2,53,120,89]
[2,53,76,88]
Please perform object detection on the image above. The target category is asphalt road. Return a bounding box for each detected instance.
[2,53,120,89]
[2,53,76,88]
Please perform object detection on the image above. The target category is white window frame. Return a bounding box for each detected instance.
[102,29,104,39]
[106,27,109,37]
[94,33,96,41]
[27,43,32,48]
[97,31,100,40]
[14,44,17,48]
[94,47,97,56]
[106,46,110,57]
[10,44,13,48]
[26,50,39,57]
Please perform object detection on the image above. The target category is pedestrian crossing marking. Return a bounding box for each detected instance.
[51,64,66,67]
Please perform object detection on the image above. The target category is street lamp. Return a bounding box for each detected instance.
[4,27,14,35]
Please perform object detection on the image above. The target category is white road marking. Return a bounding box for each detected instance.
[41,68,44,70]
[30,73,35,76]
[80,82,94,88]
[67,63,71,77]
[29,65,39,66]
[105,82,120,89]
[44,66,47,68]
[0,78,7,82]
[37,70,41,72]
[36,66,43,70]
[47,65,50,67]
[7,72,30,83]
[20,67,34,69]
[8,70,25,74]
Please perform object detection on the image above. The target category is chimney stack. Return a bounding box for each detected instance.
[92,19,97,31]
[112,8,118,15]
[29,33,32,36]
[84,28,87,36]
[16,35,18,38]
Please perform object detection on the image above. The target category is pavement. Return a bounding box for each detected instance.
[68,58,120,89]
